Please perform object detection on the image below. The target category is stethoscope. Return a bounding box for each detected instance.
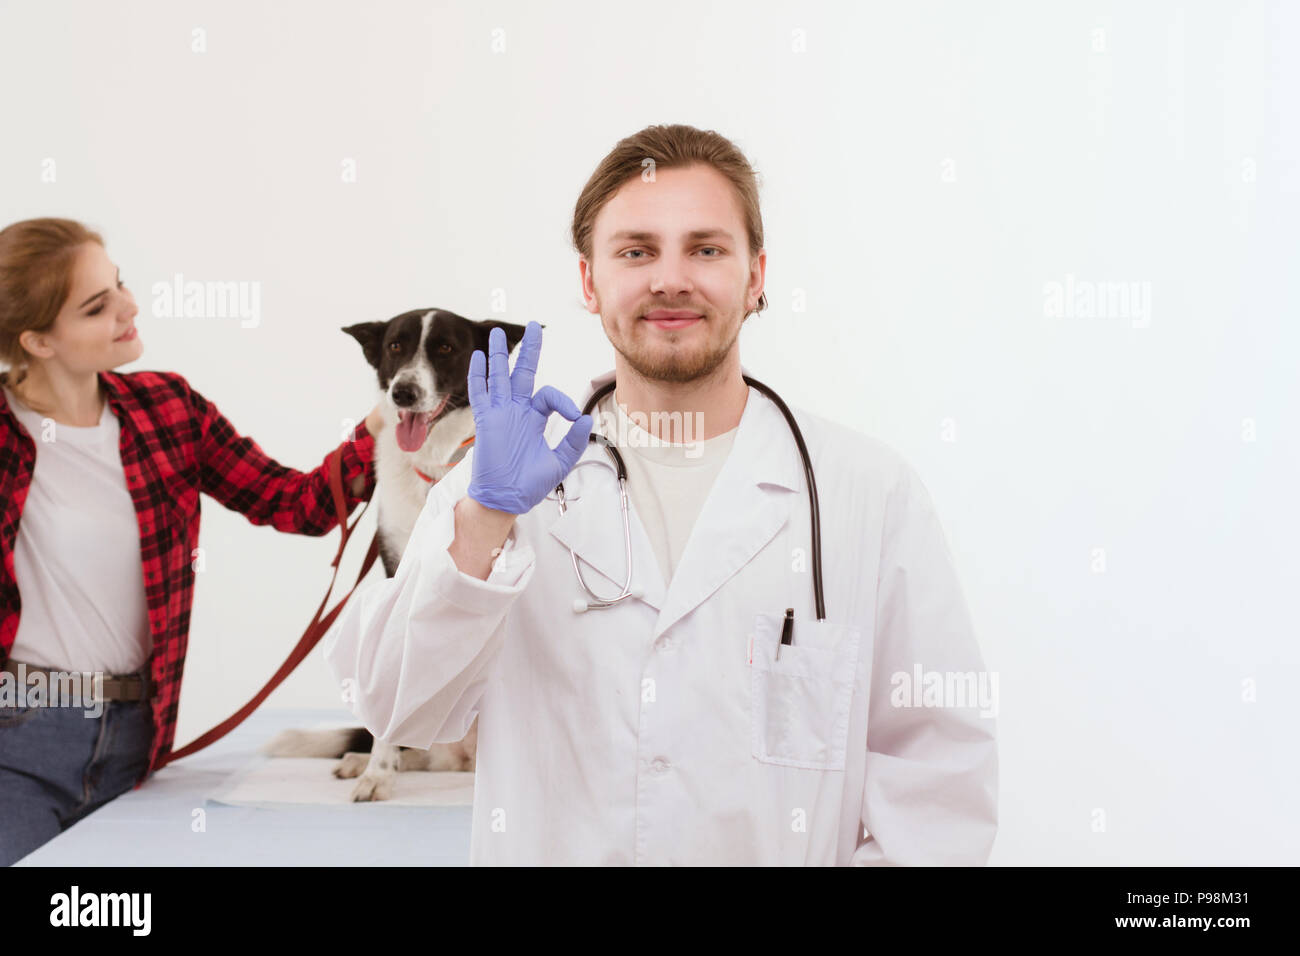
[552,376,825,629]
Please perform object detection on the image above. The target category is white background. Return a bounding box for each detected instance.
[1,0,1296,865]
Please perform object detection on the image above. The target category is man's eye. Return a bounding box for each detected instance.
[621,247,722,259]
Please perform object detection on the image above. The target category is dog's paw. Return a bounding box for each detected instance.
[349,773,394,802]
[334,752,371,779]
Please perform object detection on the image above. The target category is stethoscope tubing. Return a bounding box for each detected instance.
[554,375,825,620]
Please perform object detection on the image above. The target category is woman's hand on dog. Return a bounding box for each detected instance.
[348,405,384,496]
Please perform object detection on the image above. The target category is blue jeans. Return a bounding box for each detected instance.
[0,693,154,866]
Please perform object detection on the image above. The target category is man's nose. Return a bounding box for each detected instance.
[649,253,695,295]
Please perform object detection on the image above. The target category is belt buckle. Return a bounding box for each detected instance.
[106,676,127,701]
[96,671,151,703]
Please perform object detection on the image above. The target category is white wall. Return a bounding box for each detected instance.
[1,0,1295,865]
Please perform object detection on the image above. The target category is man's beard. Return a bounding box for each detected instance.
[610,313,744,385]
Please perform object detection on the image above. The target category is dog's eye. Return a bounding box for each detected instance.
[388,341,402,352]
[437,344,451,354]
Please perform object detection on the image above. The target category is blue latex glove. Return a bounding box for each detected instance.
[465,321,593,514]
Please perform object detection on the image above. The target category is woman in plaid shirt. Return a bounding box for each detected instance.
[0,218,381,865]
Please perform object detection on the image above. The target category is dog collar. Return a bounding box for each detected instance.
[414,435,476,484]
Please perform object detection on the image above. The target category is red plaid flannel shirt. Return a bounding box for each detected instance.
[0,369,376,786]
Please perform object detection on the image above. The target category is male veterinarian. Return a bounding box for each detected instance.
[325,124,998,865]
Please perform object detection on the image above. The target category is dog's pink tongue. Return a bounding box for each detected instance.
[395,411,432,452]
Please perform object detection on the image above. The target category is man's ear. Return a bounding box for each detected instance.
[341,321,386,369]
[472,319,530,355]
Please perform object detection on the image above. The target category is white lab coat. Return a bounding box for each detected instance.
[324,367,997,866]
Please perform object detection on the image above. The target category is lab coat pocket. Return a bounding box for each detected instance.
[750,613,862,771]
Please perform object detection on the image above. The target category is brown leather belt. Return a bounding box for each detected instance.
[1,659,153,703]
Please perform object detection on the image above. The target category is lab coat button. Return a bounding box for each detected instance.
[654,635,674,652]
[650,757,670,773]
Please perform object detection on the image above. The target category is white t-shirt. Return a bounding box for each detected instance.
[3,385,152,674]
[593,390,740,586]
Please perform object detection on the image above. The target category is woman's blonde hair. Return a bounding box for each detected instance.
[571,124,768,318]
[0,217,105,407]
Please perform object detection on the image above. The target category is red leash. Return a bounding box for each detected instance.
[160,446,381,765]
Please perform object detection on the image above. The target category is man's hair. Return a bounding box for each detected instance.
[571,124,768,319]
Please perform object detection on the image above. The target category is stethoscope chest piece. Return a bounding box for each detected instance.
[555,432,635,613]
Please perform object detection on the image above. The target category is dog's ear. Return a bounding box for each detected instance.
[341,321,386,369]
[472,319,529,355]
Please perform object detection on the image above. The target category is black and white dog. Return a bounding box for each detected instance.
[262,308,527,801]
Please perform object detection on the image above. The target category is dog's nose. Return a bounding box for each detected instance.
[391,382,421,407]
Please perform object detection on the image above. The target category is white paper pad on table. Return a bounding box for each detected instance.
[207,756,475,808]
